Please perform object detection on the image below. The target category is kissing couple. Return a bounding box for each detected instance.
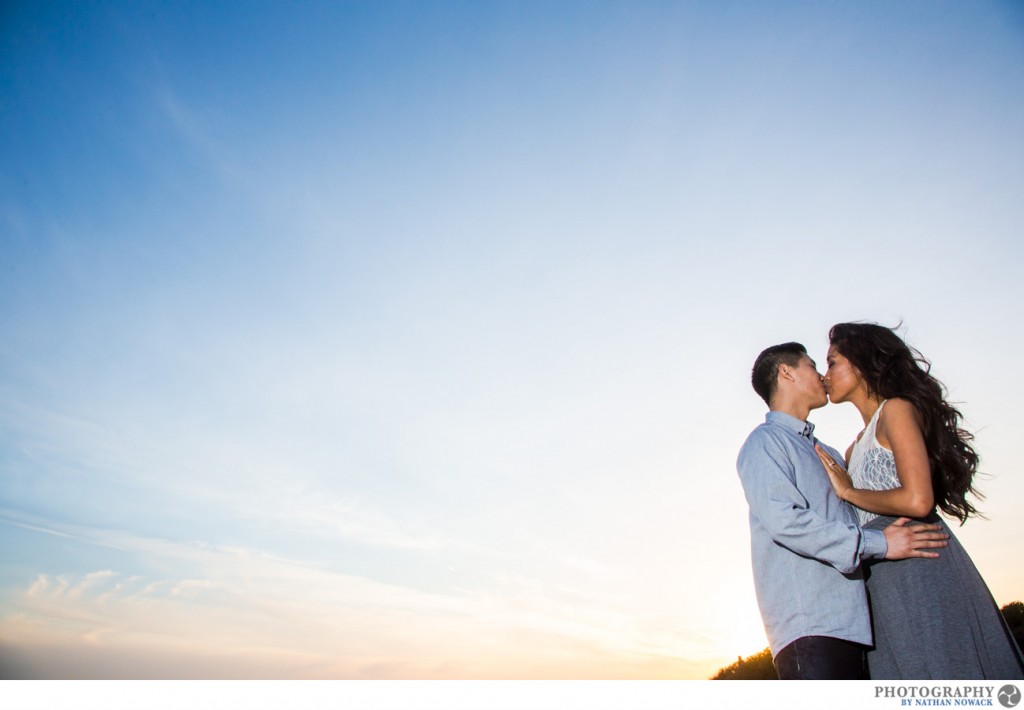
[738,322,1024,680]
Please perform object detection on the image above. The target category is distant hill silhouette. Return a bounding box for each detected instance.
[711,600,1023,679]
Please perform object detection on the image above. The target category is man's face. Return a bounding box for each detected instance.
[787,354,828,410]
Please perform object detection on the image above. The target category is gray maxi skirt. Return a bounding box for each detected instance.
[862,514,1024,679]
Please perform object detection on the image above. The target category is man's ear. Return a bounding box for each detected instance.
[777,364,795,384]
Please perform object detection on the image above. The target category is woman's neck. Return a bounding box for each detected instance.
[848,388,884,426]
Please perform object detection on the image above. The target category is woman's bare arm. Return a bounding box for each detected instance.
[817,399,935,518]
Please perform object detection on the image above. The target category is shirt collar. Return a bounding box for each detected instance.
[766,410,816,439]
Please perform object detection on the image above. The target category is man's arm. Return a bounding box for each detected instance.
[738,431,945,572]
[882,517,947,559]
[815,443,949,558]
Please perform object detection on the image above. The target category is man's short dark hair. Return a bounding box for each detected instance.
[751,342,807,406]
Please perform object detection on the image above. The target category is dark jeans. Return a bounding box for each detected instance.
[774,635,868,680]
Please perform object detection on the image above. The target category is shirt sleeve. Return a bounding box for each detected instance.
[737,430,886,574]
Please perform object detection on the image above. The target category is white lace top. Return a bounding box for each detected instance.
[846,400,901,525]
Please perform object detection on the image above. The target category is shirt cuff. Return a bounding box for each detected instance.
[861,528,888,559]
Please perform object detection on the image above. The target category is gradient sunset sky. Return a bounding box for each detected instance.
[2,1,1023,680]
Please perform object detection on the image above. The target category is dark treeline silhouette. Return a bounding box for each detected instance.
[711,600,1024,679]
[710,647,776,680]
[1004,602,1024,650]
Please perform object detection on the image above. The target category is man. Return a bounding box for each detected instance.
[737,342,948,679]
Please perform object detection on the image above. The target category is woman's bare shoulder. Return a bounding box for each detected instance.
[878,397,925,441]
[881,397,921,421]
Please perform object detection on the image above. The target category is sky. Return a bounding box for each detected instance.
[1,0,1023,681]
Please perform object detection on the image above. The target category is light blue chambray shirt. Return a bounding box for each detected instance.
[736,411,888,657]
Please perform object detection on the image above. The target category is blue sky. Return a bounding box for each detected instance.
[2,1,1023,679]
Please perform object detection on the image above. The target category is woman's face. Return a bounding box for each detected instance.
[823,345,864,404]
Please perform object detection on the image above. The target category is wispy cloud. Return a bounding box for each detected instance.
[0,394,454,554]
[153,87,243,184]
[0,510,723,678]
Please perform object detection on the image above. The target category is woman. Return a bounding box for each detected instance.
[814,322,1023,680]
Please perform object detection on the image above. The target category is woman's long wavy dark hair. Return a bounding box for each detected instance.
[829,322,981,523]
